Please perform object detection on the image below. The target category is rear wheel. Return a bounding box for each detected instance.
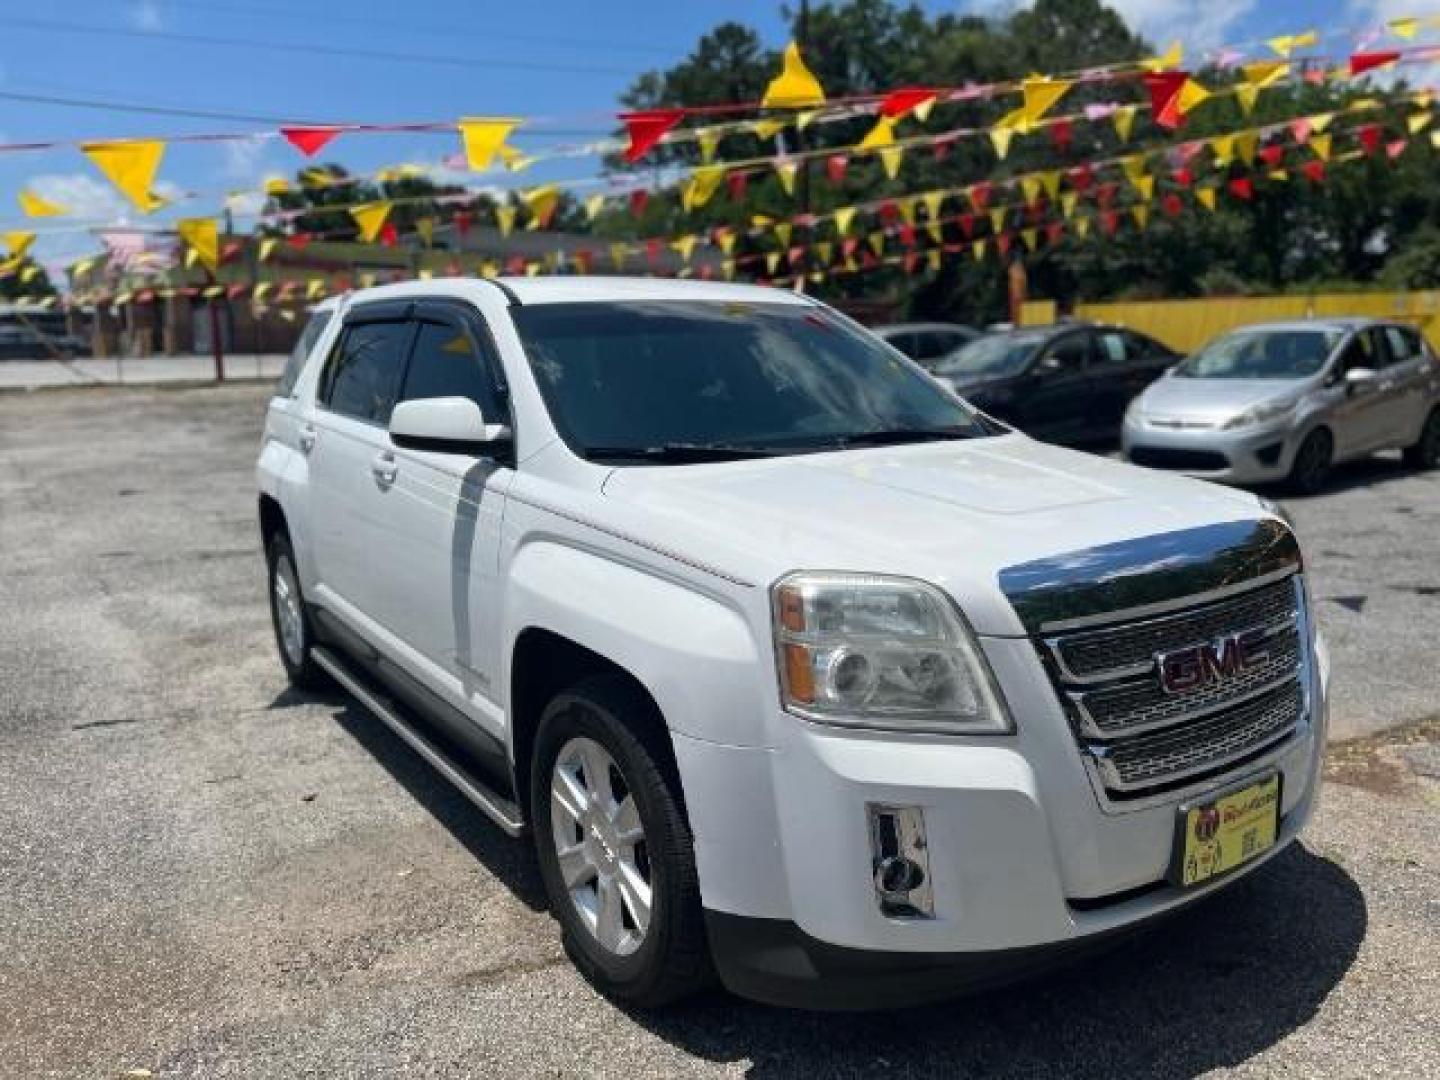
[1287,428,1333,495]
[531,676,712,1007]
[1402,407,1440,469]
[265,532,327,690]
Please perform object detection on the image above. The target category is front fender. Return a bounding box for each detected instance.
[502,540,774,749]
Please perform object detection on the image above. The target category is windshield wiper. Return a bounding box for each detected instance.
[579,442,781,463]
[822,426,978,449]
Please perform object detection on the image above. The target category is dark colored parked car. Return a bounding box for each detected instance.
[931,323,1179,445]
[873,322,979,371]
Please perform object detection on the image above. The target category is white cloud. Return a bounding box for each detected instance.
[129,1,166,32]
[29,174,132,222]
[220,135,271,181]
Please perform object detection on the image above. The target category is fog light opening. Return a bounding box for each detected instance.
[867,804,934,919]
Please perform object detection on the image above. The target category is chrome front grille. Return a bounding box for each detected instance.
[1038,575,1308,800]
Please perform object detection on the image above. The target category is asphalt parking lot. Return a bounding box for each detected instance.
[1,383,1436,1079]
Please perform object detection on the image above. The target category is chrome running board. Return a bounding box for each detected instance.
[312,646,526,837]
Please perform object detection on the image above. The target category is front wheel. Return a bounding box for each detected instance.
[265,532,327,690]
[531,676,712,1007]
[1287,428,1333,496]
[1402,407,1440,469]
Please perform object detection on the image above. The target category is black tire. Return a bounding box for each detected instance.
[264,531,328,690]
[1287,428,1333,496]
[1402,407,1440,469]
[531,675,712,1007]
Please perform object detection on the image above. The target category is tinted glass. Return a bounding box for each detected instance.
[1382,326,1422,365]
[913,331,955,360]
[884,331,918,358]
[400,321,501,416]
[934,333,1045,378]
[1125,331,1171,362]
[1046,334,1091,370]
[322,320,411,424]
[277,309,331,396]
[512,301,992,455]
[1336,331,1380,375]
[1176,329,1343,379]
[1095,332,1128,365]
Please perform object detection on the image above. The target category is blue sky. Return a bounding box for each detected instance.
[0,0,1411,271]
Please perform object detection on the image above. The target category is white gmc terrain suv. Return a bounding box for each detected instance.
[257,277,1328,1009]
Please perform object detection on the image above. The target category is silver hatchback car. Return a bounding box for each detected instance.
[1123,318,1440,493]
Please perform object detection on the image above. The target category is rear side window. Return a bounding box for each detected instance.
[277,309,331,396]
[1095,332,1128,364]
[1382,326,1424,365]
[320,320,412,425]
[1045,334,1092,370]
[399,321,503,417]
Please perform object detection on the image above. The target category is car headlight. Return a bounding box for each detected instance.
[772,572,1011,734]
[1222,398,1297,430]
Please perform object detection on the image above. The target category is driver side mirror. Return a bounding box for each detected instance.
[1037,353,1066,374]
[389,396,512,455]
[1344,367,1379,394]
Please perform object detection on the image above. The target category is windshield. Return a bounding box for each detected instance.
[512,301,995,460]
[1175,328,1343,380]
[933,333,1045,379]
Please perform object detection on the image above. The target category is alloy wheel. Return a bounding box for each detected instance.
[549,736,652,957]
[273,554,305,667]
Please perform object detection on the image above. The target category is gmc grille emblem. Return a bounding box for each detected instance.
[1156,627,1271,694]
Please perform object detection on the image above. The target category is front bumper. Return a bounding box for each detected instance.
[674,633,1327,1009]
[1121,415,1300,484]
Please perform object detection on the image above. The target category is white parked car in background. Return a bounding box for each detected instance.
[1124,318,1440,493]
[257,277,1328,1008]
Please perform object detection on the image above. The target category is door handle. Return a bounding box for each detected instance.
[371,450,398,487]
[298,424,317,454]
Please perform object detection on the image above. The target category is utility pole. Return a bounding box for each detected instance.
[795,0,812,219]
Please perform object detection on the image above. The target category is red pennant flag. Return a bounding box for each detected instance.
[903,252,919,275]
[1046,221,1064,245]
[1349,50,1401,77]
[1387,138,1408,160]
[446,260,462,276]
[645,238,661,264]
[1096,181,1119,209]
[1100,210,1119,236]
[453,210,472,237]
[1302,160,1326,184]
[226,283,248,299]
[1144,71,1191,129]
[698,264,713,280]
[996,234,1012,256]
[1069,163,1094,194]
[826,154,848,186]
[933,134,957,162]
[1026,201,1045,224]
[221,240,243,262]
[861,248,878,269]
[968,182,992,211]
[1162,193,1183,218]
[1172,166,1194,187]
[280,126,342,157]
[788,244,806,267]
[879,200,900,225]
[1259,144,1285,169]
[1050,118,1073,153]
[629,189,650,217]
[1289,119,1312,144]
[505,255,526,275]
[574,249,593,274]
[726,171,748,202]
[379,222,398,247]
[959,212,976,238]
[899,224,916,248]
[1358,124,1383,155]
[1304,69,1326,86]
[1228,177,1254,201]
[841,237,859,258]
[287,233,311,249]
[880,87,937,117]
[620,109,684,162]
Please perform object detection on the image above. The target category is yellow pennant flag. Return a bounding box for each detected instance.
[458,117,520,172]
[858,115,897,151]
[176,218,219,272]
[696,128,721,162]
[765,252,781,276]
[775,160,800,197]
[1196,187,1217,211]
[717,231,738,255]
[258,238,279,261]
[1408,112,1434,134]
[682,165,726,211]
[722,258,736,281]
[926,223,942,245]
[1235,129,1260,166]
[1310,112,1335,133]
[584,194,605,221]
[762,41,826,108]
[609,243,627,270]
[1039,170,1062,201]
[1309,133,1332,160]
[1132,205,1150,230]
[253,282,273,303]
[1020,175,1041,204]
[1121,154,1148,188]
[1177,78,1211,115]
[82,139,166,213]
[1243,61,1290,88]
[775,221,793,249]
[879,146,904,179]
[1210,134,1235,165]
[1142,40,1183,72]
[522,185,559,229]
[754,118,787,141]
[896,197,917,226]
[1432,130,1440,150]
[350,202,391,243]
[306,279,326,300]
[1135,175,1156,201]
[1019,76,1072,130]
[416,217,436,246]
[833,206,857,235]
[671,235,698,263]
[867,232,886,257]
[18,189,66,217]
[1021,227,1038,252]
[972,239,987,262]
[1390,17,1421,39]
[523,261,540,278]
[4,231,35,258]
[989,208,1007,234]
[1113,105,1138,143]
[990,126,1014,160]
[926,250,940,272]
[815,240,833,265]
[1074,216,1091,239]
[797,109,821,130]
[1268,30,1316,58]
[1236,84,1260,115]
[1060,191,1078,219]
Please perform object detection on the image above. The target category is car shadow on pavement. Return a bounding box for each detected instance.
[1261,453,1426,501]
[629,844,1365,1080]
[330,701,549,911]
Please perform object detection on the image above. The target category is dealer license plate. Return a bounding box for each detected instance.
[1174,774,1281,888]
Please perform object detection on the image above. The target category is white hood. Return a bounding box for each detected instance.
[600,433,1268,636]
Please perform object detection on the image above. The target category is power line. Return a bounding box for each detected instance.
[64,0,683,60]
[0,16,642,77]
